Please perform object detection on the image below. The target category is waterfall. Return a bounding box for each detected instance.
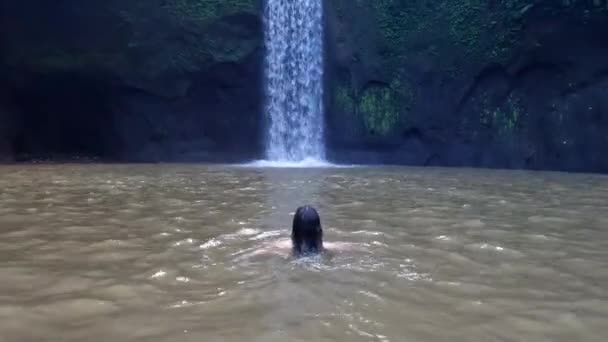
[263,0,325,162]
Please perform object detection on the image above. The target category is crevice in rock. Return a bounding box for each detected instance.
[455,64,512,115]
[561,69,608,96]
[9,71,120,161]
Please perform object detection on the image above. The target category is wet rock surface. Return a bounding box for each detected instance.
[1,0,608,172]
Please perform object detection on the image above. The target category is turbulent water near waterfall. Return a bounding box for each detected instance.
[264,0,325,162]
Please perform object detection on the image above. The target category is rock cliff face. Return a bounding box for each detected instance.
[1,0,607,172]
[325,0,608,172]
[0,0,263,162]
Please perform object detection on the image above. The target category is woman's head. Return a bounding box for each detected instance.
[291,205,323,255]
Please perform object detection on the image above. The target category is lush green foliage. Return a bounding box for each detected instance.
[329,0,608,136]
[335,79,412,136]
[359,86,400,136]
[482,94,523,136]
[3,1,258,78]
[164,0,256,24]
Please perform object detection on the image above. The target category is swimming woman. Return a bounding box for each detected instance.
[251,205,355,258]
[291,205,325,256]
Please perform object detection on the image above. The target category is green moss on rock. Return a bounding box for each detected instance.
[494,94,523,136]
[478,93,523,138]
[359,85,400,136]
[2,1,260,85]
[333,77,412,137]
[164,0,256,24]
[335,85,355,114]
[365,0,608,70]
[359,78,413,136]
[329,0,532,77]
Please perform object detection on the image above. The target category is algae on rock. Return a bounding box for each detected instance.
[1,0,261,94]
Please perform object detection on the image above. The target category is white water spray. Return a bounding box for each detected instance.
[263,0,325,162]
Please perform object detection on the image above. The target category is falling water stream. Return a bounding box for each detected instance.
[264,0,325,162]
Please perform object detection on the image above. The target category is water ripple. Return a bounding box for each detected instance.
[0,165,607,341]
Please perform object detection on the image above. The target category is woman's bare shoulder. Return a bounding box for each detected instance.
[324,241,366,252]
[246,238,292,258]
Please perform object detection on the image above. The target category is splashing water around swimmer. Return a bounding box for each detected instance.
[246,205,360,259]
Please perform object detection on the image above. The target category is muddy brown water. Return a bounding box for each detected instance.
[0,164,607,341]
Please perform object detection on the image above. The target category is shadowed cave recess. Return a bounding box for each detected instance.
[1,0,607,172]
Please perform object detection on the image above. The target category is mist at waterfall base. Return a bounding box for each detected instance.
[253,0,328,168]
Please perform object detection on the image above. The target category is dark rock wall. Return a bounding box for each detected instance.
[1,0,607,172]
[325,0,608,172]
[0,83,19,161]
[0,0,263,162]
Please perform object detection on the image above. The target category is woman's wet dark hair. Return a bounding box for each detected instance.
[292,205,323,255]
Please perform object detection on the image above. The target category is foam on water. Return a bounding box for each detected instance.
[245,158,336,168]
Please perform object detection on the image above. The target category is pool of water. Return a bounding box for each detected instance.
[0,164,607,341]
